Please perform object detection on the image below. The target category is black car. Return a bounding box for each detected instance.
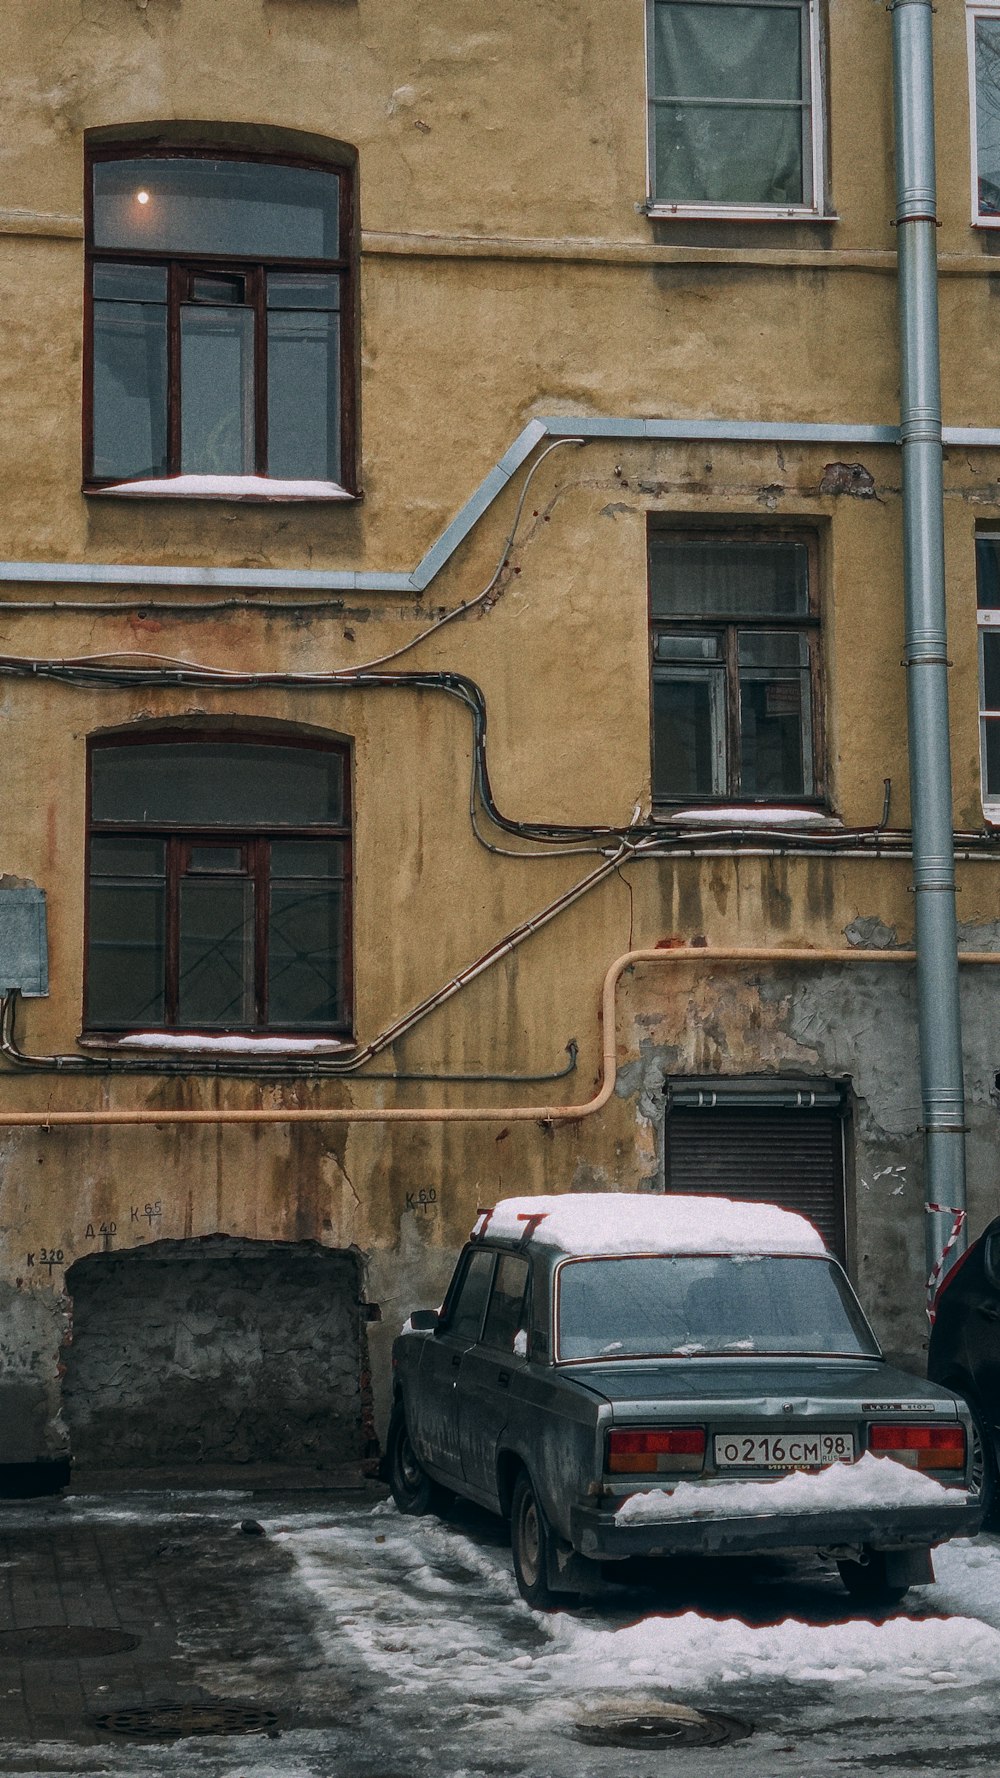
[928,1215,1000,1522]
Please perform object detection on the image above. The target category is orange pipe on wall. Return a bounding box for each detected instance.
[0,945,996,1128]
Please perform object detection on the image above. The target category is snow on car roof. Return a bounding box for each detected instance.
[471,1193,828,1258]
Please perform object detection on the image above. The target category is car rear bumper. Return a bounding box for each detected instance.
[570,1497,983,1561]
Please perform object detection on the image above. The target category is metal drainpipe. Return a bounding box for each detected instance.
[891,0,968,1282]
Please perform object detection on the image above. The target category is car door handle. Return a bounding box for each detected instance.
[497,1371,510,1389]
[451,1353,462,1368]
[978,1304,1000,1322]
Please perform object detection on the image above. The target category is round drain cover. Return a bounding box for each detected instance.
[575,1702,752,1749]
[0,1627,139,1659]
[93,1701,280,1739]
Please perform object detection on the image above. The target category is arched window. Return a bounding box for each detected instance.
[85,734,352,1035]
[84,143,356,496]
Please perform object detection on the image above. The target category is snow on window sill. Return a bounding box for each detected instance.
[89,475,357,502]
[78,1032,357,1056]
[658,806,842,831]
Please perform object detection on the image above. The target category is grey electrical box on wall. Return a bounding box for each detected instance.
[0,889,48,996]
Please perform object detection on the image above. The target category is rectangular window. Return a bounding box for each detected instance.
[975,536,1000,816]
[85,148,355,493]
[649,530,823,807]
[646,0,824,217]
[969,6,1000,223]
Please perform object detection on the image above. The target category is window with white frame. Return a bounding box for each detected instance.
[969,6,1000,222]
[975,537,1000,816]
[646,0,824,217]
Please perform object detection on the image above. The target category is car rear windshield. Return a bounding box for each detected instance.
[556,1254,880,1361]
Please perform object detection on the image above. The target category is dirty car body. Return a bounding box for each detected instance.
[389,1195,980,1604]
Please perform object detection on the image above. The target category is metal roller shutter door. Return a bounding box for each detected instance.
[665,1106,846,1262]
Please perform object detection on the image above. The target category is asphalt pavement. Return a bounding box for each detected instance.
[1,1486,999,1777]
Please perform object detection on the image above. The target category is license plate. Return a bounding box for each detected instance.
[714,1431,856,1470]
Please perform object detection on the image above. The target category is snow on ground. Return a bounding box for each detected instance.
[275,1503,1000,1722]
[615,1452,968,1522]
[473,1194,826,1256]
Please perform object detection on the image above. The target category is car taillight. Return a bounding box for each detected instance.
[868,1424,966,1470]
[607,1428,706,1474]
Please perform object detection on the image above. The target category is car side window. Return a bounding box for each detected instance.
[444,1248,496,1342]
[481,1254,530,1354]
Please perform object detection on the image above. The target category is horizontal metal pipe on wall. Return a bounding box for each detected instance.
[4,415,1000,597]
[1,946,997,1128]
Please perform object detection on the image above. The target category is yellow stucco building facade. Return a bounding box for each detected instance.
[1,0,999,1480]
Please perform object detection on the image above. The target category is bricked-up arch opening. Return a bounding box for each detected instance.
[63,1237,370,1473]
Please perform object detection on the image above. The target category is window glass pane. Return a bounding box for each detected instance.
[739,645,812,797]
[93,299,168,480]
[481,1255,530,1353]
[976,538,1000,611]
[268,883,344,1026]
[92,157,340,258]
[178,878,255,1027]
[90,836,165,878]
[654,103,804,206]
[447,1251,496,1342]
[738,630,809,669]
[91,743,345,827]
[270,840,347,878]
[267,308,340,481]
[190,272,247,305]
[654,632,721,662]
[652,2,807,205]
[650,540,809,618]
[267,273,340,310]
[187,846,245,873]
[976,20,1000,216]
[653,668,726,798]
[93,263,167,303]
[985,717,1000,798]
[87,880,165,1027]
[983,632,1000,712]
[180,305,255,475]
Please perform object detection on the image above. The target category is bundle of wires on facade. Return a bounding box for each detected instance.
[0,649,973,860]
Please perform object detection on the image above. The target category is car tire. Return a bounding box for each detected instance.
[837,1552,910,1609]
[386,1403,444,1516]
[510,1471,575,1611]
[965,1399,1000,1529]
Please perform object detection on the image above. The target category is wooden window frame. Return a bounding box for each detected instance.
[84,730,354,1037]
[648,524,826,809]
[83,141,358,496]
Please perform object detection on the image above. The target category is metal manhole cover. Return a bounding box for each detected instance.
[93,1701,280,1740]
[0,1627,140,1659]
[574,1702,752,1749]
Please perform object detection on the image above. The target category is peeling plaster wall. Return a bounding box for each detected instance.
[62,1238,368,1469]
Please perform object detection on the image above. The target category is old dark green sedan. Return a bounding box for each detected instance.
[387,1195,980,1608]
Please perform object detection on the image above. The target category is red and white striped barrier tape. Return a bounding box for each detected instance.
[925,1203,968,1323]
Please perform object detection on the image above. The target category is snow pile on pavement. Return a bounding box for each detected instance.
[541,1603,1000,1692]
[615,1452,968,1523]
[278,1507,1000,1707]
[473,1194,826,1257]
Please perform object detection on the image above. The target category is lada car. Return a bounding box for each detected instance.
[388,1194,980,1608]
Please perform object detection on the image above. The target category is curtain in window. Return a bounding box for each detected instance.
[653,3,807,206]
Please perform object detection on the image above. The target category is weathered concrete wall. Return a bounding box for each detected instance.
[62,1238,367,1468]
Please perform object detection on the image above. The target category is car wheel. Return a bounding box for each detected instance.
[837,1552,910,1608]
[965,1400,1000,1528]
[510,1471,574,1611]
[386,1404,442,1516]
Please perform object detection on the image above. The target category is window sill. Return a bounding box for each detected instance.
[78,1032,357,1056]
[86,475,358,503]
[643,203,838,224]
[655,806,841,831]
